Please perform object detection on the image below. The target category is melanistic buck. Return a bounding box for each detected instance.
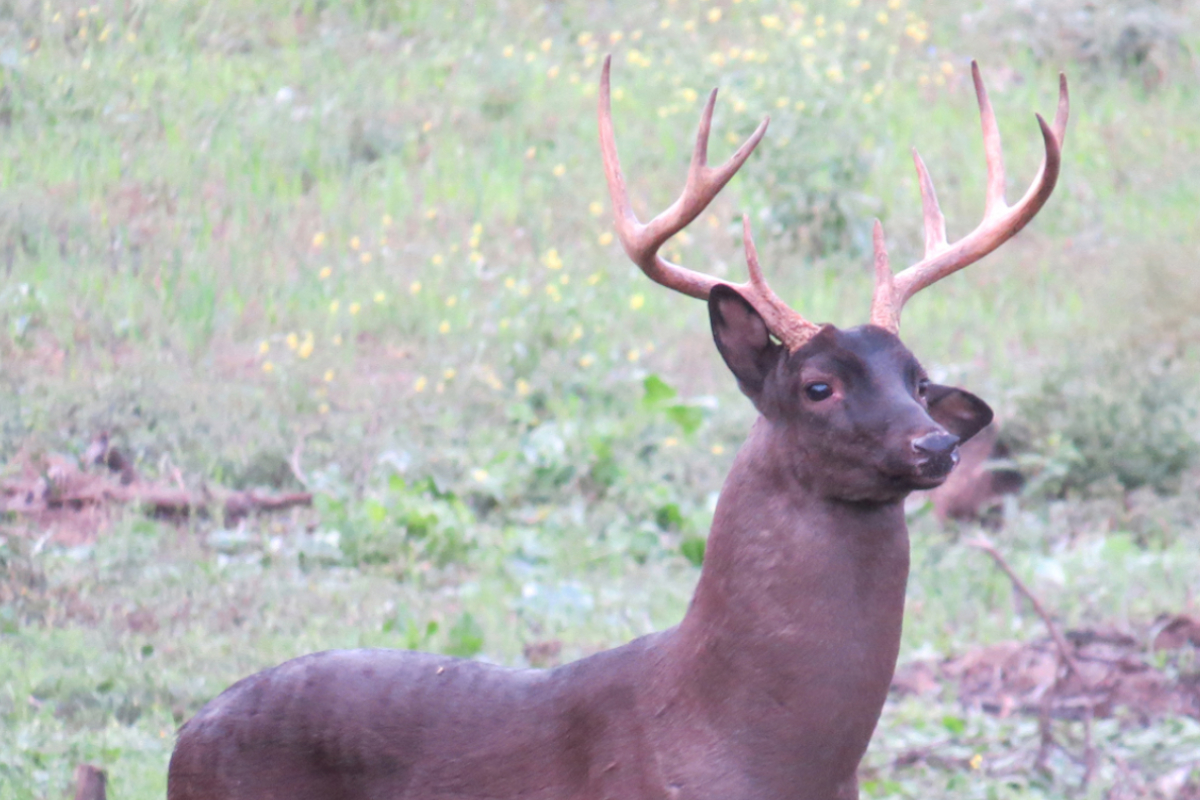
[169,57,1067,800]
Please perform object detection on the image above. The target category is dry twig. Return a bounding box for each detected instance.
[966,537,1088,685]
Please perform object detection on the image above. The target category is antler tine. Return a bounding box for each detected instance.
[868,220,896,329]
[598,55,769,301]
[911,148,948,256]
[871,64,1069,333]
[741,215,821,349]
[973,61,1007,219]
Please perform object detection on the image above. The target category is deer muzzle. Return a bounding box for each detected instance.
[912,431,961,480]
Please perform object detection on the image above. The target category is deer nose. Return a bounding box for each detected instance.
[912,432,960,457]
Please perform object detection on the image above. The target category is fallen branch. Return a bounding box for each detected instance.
[966,536,1088,686]
[967,535,1097,792]
[1,444,313,536]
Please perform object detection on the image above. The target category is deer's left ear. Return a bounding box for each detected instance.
[709,284,783,399]
[925,385,994,443]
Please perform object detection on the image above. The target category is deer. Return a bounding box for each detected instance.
[167,57,1068,800]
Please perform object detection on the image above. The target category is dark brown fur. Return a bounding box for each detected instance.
[169,289,993,800]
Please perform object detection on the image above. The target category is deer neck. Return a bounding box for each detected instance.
[661,416,911,766]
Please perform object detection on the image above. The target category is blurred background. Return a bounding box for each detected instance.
[1,0,1198,797]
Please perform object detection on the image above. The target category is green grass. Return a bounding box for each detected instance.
[1,1,1199,797]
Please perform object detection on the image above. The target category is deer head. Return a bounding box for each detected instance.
[600,56,1068,504]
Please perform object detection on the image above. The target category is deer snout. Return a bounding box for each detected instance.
[912,432,960,457]
[911,431,961,481]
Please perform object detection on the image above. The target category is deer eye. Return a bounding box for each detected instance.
[917,378,930,398]
[804,382,833,402]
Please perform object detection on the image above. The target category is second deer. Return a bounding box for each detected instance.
[168,58,1068,800]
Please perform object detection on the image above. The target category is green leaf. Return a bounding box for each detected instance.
[655,503,684,531]
[665,404,704,436]
[642,374,677,409]
[364,499,388,525]
[941,715,966,735]
[445,613,484,658]
[681,537,706,567]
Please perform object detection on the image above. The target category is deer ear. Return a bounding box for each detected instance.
[709,284,783,398]
[925,385,994,443]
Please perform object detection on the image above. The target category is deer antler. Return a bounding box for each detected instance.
[599,56,821,351]
[870,62,1069,333]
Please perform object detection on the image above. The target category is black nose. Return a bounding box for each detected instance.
[912,432,960,457]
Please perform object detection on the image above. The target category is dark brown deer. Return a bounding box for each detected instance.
[167,58,1068,800]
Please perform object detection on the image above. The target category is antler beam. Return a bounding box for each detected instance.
[869,62,1070,333]
[598,56,820,351]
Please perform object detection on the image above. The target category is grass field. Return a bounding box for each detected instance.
[2,1,1199,797]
